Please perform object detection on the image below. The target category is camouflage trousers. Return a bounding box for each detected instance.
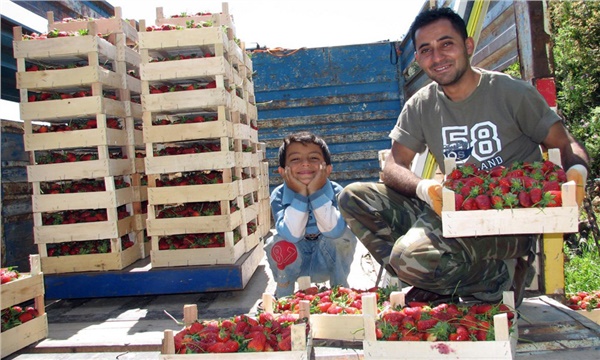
[338,182,536,302]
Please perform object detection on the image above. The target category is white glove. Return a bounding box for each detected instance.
[416,179,443,216]
[566,164,588,206]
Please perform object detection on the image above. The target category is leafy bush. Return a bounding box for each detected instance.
[549,1,600,178]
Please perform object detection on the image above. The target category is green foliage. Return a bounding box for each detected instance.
[564,242,600,294]
[549,1,600,178]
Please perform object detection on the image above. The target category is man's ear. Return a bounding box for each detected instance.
[465,37,475,57]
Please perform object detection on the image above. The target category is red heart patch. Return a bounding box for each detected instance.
[271,241,298,270]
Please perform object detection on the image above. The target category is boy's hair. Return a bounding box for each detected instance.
[409,7,468,51]
[278,131,332,168]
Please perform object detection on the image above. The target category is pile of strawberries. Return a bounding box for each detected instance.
[35,118,122,133]
[274,285,392,314]
[46,235,135,257]
[375,302,514,342]
[40,177,129,194]
[1,267,20,284]
[1,305,39,332]
[173,312,309,353]
[444,160,567,211]
[566,290,600,311]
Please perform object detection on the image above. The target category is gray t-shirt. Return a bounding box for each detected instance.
[389,68,562,173]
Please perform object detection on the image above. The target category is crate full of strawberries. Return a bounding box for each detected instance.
[362,291,518,360]
[160,303,310,359]
[440,149,578,237]
[1,255,48,357]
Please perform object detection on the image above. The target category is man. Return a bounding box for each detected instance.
[338,7,589,307]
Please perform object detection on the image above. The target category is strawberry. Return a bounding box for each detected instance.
[277,335,292,351]
[546,190,562,207]
[529,186,543,205]
[454,193,465,210]
[416,318,439,332]
[474,194,491,210]
[518,190,533,208]
[449,325,469,341]
[246,331,266,352]
[461,197,478,210]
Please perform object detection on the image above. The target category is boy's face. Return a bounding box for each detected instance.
[281,142,331,185]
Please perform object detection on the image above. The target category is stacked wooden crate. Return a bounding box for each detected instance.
[1,255,48,357]
[139,3,263,268]
[13,8,144,273]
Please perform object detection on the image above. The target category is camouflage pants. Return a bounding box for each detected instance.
[338,182,536,301]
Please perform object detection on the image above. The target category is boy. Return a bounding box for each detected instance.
[265,131,358,297]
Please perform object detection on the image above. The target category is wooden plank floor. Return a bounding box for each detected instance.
[4,241,600,359]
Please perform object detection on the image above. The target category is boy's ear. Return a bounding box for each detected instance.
[278,167,285,177]
[325,164,333,177]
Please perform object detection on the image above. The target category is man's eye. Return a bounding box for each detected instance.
[420,48,431,54]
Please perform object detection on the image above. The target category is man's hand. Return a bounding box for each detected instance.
[566,164,588,206]
[416,179,443,216]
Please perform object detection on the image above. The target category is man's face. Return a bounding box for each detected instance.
[414,18,474,87]
[283,142,327,185]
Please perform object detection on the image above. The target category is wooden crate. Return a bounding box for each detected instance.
[143,117,234,144]
[140,56,240,85]
[141,88,235,114]
[27,158,134,182]
[40,235,143,274]
[147,211,243,237]
[154,2,236,39]
[138,26,229,56]
[46,7,138,45]
[576,309,600,324]
[1,255,49,357]
[147,180,242,204]
[441,150,579,237]
[150,230,247,267]
[34,214,136,242]
[362,292,518,360]
[33,186,135,212]
[24,127,130,152]
[20,96,128,121]
[159,300,309,359]
[145,151,236,175]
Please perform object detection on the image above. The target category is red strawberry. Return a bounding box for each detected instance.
[461,198,478,211]
[518,191,533,208]
[454,193,464,211]
[529,187,543,204]
[246,332,266,352]
[416,318,439,332]
[474,194,491,210]
[546,190,562,207]
[277,335,292,351]
[542,180,560,192]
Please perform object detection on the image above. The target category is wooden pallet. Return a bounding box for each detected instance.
[441,149,579,237]
[1,255,48,357]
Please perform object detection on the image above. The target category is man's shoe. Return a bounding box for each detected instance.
[405,286,459,305]
[511,257,535,308]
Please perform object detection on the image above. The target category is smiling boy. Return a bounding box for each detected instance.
[265,131,357,297]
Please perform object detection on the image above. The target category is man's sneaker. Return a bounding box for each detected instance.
[405,286,459,305]
[511,257,535,308]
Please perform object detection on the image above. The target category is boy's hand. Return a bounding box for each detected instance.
[282,166,309,196]
[307,162,331,195]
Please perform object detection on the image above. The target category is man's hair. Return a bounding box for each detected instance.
[278,131,332,168]
[409,7,468,51]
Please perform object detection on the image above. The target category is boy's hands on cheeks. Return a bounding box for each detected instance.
[281,166,309,196]
[279,162,332,197]
[307,162,331,195]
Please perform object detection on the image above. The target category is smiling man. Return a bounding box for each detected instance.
[338,7,589,307]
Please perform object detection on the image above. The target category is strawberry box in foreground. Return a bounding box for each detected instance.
[1,255,49,357]
[362,292,518,360]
